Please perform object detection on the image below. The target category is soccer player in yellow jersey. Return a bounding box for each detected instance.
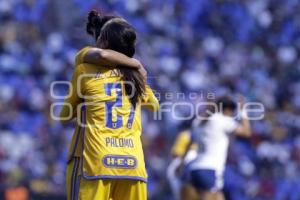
[60,11,159,200]
[167,122,198,200]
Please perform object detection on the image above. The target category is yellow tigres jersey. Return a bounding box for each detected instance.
[75,46,91,65]
[171,130,198,157]
[61,47,159,182]
[63,46,92,163]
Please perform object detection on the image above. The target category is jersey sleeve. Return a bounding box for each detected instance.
[59,66,83,122]
[141,85,160,112]
[75,46,92,66]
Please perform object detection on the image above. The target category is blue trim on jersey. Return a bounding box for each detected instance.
[80,104,86,185]
[74,159,80,200]
[126,104,136,129]
[70,157,80,200]
[67,107,85,164]
[67,126,82,164]
[82,174,147,183]
[70,160,75,200]
[105,83,123,129]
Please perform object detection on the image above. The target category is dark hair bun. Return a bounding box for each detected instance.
[86,10,118,41]
[86,10,101,36]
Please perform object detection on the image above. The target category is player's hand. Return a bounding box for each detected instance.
[139,67,147,84]
[238,94,246,106]
[238,94,248,119]
[132,58,147,83]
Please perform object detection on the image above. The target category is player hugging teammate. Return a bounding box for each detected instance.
[59,8,252,200]
[60,10,159,200]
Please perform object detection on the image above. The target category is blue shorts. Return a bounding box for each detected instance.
[190,169,224,192]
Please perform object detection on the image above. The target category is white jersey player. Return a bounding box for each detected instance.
[180,96,251,200]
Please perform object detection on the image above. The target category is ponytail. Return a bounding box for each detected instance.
[86,10,117,41]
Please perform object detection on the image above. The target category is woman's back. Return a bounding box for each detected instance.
[76,62,150,181]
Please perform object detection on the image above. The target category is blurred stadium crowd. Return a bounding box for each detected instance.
[0,0,300,199]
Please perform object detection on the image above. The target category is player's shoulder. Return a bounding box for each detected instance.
[77,63,120,81]
[76,46,93,56]
[179,130,191,138]
[212,113,237,133]
[211,113,235,125]
[76,63,102,73]
[176,130,190,141]
[75,46,93,65]
[211,113,230,120]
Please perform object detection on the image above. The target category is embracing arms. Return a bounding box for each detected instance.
[76,47,147,81]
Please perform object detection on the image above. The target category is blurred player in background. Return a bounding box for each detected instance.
[179,96,251,200]
[60,11,159,200]
[167,121,198,200]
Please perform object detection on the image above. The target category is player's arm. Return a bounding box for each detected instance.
[171,131,192,158]
[141,85,160,112]
[175,119,201,174]
[59,66,82,123]
[234,96,251,138]
[234,115,251,137]
[76,47,147,81]
[78,47,141,69]
[180,126,198,160]
[175,134,194,176]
